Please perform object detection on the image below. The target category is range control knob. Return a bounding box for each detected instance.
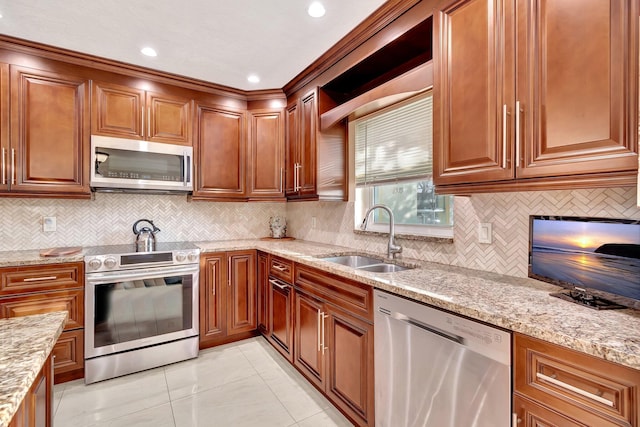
[103,257,117,269]
[187,253,199,262]
[87,258,102,270]
[176,252,186,262]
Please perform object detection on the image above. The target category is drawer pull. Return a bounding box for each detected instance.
[268,278,289,290]
[272,263,287,272]
[23,276,57,282]
[536,372,614,407]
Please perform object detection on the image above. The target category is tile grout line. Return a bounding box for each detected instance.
[162,367,178,427]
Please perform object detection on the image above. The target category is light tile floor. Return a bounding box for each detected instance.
[53,337,354,427]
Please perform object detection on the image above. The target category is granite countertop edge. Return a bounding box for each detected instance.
[0,311,67,427]
[0,240,638,371]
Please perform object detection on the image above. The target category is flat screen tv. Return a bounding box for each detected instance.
[529,216,640,310]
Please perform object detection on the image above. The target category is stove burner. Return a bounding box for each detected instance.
[550,290,626,310]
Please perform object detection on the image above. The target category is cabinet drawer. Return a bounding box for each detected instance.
[514,334,640,426]
[269,256,293,283]
[295,265,372,322]
[53,329,84,375]
[0,262,83,296]
[0,289,84,330]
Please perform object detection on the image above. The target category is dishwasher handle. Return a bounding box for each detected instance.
[385,309,465,345]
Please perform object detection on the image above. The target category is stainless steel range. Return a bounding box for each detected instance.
[84,242,200,384]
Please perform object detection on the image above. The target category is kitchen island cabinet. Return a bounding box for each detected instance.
[433,0,639,194]
[1,311,66,427]
[0,262,85,384]
[199,250,257,349]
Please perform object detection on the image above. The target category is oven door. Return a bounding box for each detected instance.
[85,264,199,359]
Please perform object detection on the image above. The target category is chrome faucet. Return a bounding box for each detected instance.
[360,204,402,260]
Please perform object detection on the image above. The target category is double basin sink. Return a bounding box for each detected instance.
[318,254,414,273]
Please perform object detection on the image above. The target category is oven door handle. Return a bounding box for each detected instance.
[86,264,199,283]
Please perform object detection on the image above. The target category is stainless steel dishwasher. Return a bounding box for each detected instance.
[375,290,511,427]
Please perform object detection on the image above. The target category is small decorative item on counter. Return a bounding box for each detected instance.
[269,216,287,239]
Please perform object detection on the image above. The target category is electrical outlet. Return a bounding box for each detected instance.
[478,223,492,244]
[311,216,317,228]
[43,216,57,232]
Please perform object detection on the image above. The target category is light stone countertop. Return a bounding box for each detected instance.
[0,311,67,427]
[0,239,639,371]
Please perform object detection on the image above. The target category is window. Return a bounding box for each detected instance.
[353,92,453,238]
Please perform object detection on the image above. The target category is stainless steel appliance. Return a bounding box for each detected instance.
[90,135,193,193]
[374,290,511,427]
[84,243,200,384]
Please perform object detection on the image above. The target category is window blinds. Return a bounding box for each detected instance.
[354,93,433,186]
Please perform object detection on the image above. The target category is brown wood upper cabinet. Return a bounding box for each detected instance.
[247,109,285,200]
[285,89,347,201]
[193,103,246,199]
[433,0,639,193]
[2,65,90,197]
[92,81,192,145]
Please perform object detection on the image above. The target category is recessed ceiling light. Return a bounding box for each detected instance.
[140,47,157,57]
[308,2,326,18]
[247,74,260,84]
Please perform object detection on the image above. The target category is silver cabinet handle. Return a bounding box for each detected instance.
[147,107,151,137]
[1,148,5,185]
[268,278,289,290]
[272,263,287,272]
[293,163,299,191]
[227,257,232,287]
[296,164,302,191]
[515,101,522,168]
[321,313,328,355]
[317,309,322,352]
[141,108,145,138]
[536,372,614,407]
[502,104,508,168]
[23,276,57,282]
[11,148,15,185]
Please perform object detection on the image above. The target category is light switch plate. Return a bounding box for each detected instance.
[478,223,492,244]
[43,216,56,232]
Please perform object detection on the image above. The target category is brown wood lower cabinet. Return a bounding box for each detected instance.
[9,353,53,427]
[199,250,258,349]
[293,266,374,427]
[0,262,84,384]
[514,333,640,427]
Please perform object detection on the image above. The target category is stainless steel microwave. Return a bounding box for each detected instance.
[90,135,193,193]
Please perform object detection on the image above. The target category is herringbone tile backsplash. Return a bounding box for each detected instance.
[287,187,640,278]
[0,193,286,251]
[1,187,638,278]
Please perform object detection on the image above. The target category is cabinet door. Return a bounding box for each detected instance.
[52,329,84,384]
[0,289,84,330]
[10,66,89,193]
[269,278,293,362]
[294,291,325,389]
[92,81,144,140]
[199,253,226,348]
[516,0,638,178]
[227,251,257,336]
[513,395,587,427]
[146,91,192,145]
[0,63,8,193]
[285,102,298,196]
[433,0,515,185]
[298,91,317,196]
[194,104,246,198]
[325,306,374,426]
[257,253,269,334]
[247,109,284,199]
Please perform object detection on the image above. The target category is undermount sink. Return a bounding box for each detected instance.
[318,254,414,273]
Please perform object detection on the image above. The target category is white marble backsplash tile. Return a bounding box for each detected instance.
[286,187,640,278]
[0,193,286,251]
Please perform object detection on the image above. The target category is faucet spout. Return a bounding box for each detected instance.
[360,204,402,260]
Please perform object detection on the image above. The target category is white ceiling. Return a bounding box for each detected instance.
[0,0,388,91]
